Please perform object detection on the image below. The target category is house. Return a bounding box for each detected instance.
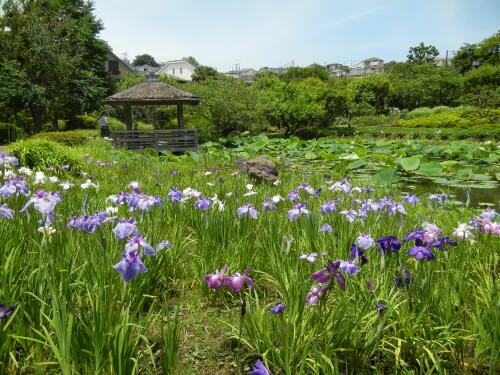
[433,57,454,67]
[225,68,258,81]
[105,51,135,80]
[258,66,288,75]
[326,63,349,77]
[157,60,196,82]
[133,64,161,81]
[348,58,384,78]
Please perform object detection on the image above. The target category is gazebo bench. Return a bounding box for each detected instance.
[111,129,198,153]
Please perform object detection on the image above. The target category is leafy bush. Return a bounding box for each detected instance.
[405,106,455,119]
[294,127,329,139]
[0,122,25,143]
[67,115,98,130]
[350,115,391,126]
[399,108,498,128]
[108,117,127,131]
[9,138,84,171]
[32,130,95,146]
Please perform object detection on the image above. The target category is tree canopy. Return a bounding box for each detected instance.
[0,0,111,133]
[407,43,439,65]
[132,54,160,67]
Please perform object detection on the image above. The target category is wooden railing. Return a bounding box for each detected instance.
[111,129,198,153]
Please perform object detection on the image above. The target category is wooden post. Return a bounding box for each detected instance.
[177,104,183,129]
[124,105,133,131]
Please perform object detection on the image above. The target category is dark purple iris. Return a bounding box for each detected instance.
[408,246,435,261]
[429,236,458,250]
[0,304,14,320]
[377,236,401,254]
[350,244,368,265]
[396,269,414,287]
[376,302,388,316]
[311,260,346,291]
[249,359,269,375]
[269,302,286,314]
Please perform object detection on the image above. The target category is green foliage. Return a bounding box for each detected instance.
[407,42,439,64]
[0,0,111,133]
[8,138,84,170]
[399,107,499,128]
[67,115,98,130]
[349,74,390,113]
[350,114,391,126]
[107,117,127,131]
[32,130,94,146]
[454,31,500,73]
[0,122,25,143]
[184,76,258,136]
[191,65,219,82]
[282,66,331,81]
[116,73,146,92]
[182,56,200,67]
[405,106,455,119]
[132,53,159,67]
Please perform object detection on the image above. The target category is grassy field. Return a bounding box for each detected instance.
[0,138,498,374]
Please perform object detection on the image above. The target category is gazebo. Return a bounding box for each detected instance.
[103,81,201,152]
[104,81,200,130]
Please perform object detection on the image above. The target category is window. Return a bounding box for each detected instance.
[108,60,119,74]
[172,68,175,75]
[180,67,183,74]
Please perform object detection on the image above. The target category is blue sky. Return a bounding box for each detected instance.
[93,0,500,71]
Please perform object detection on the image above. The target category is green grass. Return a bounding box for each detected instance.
[0,138,497,374]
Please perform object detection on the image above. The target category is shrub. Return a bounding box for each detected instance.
[9,138,84,171]
[32,130,95,146]
[0,123,25,143]
[398,108,498,128]
[108,117,127,131]
[294,127,329,139]
[67,115,98,130]
[350,115,391,126]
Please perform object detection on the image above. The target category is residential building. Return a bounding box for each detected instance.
[259,66,288,74]
[326,63,349,77]
[133,64,161,81]
[105,51,135,80]
[433,57,454,67]
[225,68,258,81]
[157,60,196,82]
[348,57,384,78]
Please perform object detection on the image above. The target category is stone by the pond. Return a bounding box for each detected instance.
[247,156,279,184]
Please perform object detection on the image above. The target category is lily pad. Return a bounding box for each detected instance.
[400,157,421,171]
[417,162,443,177]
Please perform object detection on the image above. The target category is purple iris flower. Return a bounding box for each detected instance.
[0,204,14,220]
[288,202,310,222]
[402,193,419,205]
[122,164,128,168]
[403,230,426,245]
[367,281,375,293]
[21,190,62,215]
[408,246,435,261]
[113,251,148,282]
[269,302,286,314]
[429,236,458,250]
[339,209,357,223]
[167,188,183,204]
[170,170,179,175]
[249,360,270,375]
[311,260,346,291]
[237,204,260,219]
[319,224,332,233]
[287,189,300,202]
[157,240,173,251]
[339,260,359,275]
[262,199,277,212]
[376,302,388,316]
[194,197,211,211]
[321,200,339,214]
[224,268,254,292]
[396,269,414,287]
[67,211,115,233]
[0,152,18,166]
[204,264,229,290]
[125,236,156,256]
[429,193,450,202]
[304,284,328,307]
[113,219,139,240]
[386,202,407,216]
[350,244,368,265]
[0,176,30,198]
[478,208,498,221]
[282,237,294,244]
[0,304,15,319]
[377,236,401,254]
[355,233,375,250]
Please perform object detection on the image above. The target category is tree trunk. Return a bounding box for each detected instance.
[52,116,59,131]
[30,104,43,134]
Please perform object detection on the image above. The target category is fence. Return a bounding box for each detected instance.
[111,129,198,153]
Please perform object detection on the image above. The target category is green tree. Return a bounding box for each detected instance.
[349,74,390,113]
[282,66,330,82]
[461,64,500,116]
[132,54,159,67]
[0,0,110,133]
[191,65,219,82]
[183,56,200,67]
[454,31,500,73]
[407,42,439,64]
[185,76,257,136]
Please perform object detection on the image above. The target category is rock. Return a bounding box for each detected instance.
[246,156,278,184]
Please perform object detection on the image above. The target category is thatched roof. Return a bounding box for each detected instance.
[104,81,201,106]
